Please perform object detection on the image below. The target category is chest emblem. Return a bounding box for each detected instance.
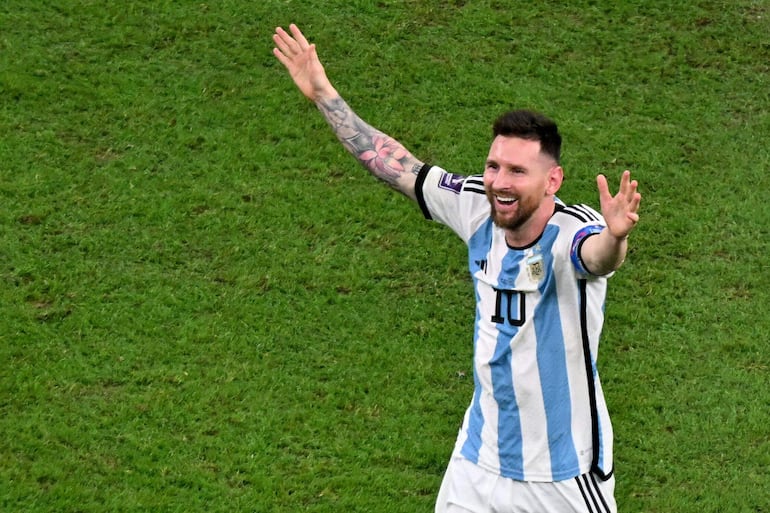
[526,246,545,283]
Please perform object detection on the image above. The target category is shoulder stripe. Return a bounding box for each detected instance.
[573,204,600,222]
[464,186,486,195]
[557,207,588,223]
[464,176,486,195]
[557,204,599,223]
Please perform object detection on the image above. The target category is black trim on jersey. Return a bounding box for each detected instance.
[463,176,486,195]
[573,204,601,222]
[557,204,599,224]
[579,279,615,481]
[577,232,604,277]
[414,163,433,220]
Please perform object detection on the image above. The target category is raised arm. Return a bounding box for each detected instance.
[580,170,642,275]
[272,24,423,201]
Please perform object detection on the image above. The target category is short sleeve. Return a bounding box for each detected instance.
[415,165,490,243]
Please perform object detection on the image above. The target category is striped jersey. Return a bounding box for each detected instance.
[415,164,614,482]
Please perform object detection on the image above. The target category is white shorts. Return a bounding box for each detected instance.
[435,455,617,513]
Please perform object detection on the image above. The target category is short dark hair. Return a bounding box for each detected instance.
[492,110,562,164]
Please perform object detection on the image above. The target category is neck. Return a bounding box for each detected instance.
[504,229,541,249]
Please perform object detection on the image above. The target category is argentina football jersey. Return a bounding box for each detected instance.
[415,164,615,483]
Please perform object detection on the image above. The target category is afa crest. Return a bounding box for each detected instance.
[527,252,545,283]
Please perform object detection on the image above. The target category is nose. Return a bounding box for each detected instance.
[491,170,514,191]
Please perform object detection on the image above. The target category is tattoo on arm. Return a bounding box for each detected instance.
[317,96,419,189]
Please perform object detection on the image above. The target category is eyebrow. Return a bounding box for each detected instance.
[486,159,527,172]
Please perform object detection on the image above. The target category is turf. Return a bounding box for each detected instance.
[1,1,768,512]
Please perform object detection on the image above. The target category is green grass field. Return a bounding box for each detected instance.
[2,1,768,511]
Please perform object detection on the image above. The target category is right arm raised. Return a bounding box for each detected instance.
[272,24,423,201]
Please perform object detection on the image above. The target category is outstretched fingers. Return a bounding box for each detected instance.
[273,24,309,57]
[272,28,295,58]
[621,171,642,219]
[289,23,310,48]
[597,170,642,238]
[272,24,334,102]
[619,170,640,204]
[272,25,313,78]
[599,171,641,208]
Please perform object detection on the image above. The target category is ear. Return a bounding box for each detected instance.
[546,165,564,195]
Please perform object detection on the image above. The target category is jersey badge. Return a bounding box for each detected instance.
[438,172,465,194]
[527,246,545,283]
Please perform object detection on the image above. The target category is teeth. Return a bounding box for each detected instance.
[496,195,517,204]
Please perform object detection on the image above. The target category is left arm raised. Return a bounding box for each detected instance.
[580,170,642,275]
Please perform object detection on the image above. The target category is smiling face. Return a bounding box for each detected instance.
[483,135,564,246]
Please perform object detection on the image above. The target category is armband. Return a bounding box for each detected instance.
[570,225,604,275]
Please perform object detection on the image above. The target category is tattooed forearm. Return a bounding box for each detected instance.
[317,95,419,190]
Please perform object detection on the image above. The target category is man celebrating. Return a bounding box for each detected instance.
[273,23,641,513]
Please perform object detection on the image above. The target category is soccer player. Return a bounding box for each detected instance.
[273,23,641,513]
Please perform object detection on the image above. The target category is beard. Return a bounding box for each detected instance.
[487,191,540,232]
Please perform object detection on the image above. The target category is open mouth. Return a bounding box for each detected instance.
[495,195,518,206]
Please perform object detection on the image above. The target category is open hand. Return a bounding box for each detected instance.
[597,170,641,240]
[273,24,336,102]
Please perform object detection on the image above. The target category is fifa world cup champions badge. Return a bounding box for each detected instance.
[527,246,545,283]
